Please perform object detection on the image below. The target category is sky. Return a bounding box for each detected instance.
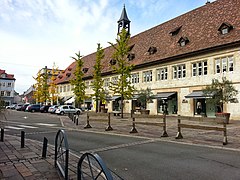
[0,0,214,94]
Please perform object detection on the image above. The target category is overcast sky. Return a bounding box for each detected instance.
[0,0,213,94]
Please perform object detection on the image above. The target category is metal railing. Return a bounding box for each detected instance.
[77,152,113,180]
[55,129,69,180]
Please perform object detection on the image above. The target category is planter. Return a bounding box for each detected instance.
[215,112,230,124]
[140,109,150,115]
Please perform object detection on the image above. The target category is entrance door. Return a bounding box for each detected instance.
[194,98,206,116]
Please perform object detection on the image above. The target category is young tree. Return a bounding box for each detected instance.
[91,43,105,112]
[33,67,50,104]
[70,51,86,108]
[137,88,155,110]
[203,77,238,113]
[109,28,135,118]
[49,63,59,105]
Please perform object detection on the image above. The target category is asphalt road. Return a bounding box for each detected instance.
[2,110,240,180]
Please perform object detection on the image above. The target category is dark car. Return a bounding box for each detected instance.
[27,104,41,112]
[40,105,51,113]
[21,104,30,111]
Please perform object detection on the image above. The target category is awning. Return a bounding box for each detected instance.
[84,99,92,103]
[131,94,140,100]
[65,97,75,104]
[111,96,121,101]
[62,96,72,102]
[185,91,214,99]
[154,92,176,99]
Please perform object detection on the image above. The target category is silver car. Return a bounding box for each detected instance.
[55,105,82,115]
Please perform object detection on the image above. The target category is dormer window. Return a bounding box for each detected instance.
[148,46,157,55]
[82,68,89,73]
[58,74,63,79]
[170,26,182,36]
[128,44,135,51]
[127,53,135,61]
[110,59,117,65]
[218,22,233,35]
[178,37,189,47]
[68,67,72,71]
[66,72,71,77]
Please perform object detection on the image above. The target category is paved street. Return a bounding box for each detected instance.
[1,110,240,179]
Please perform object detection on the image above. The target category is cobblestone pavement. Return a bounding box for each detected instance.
[1,112,240,180]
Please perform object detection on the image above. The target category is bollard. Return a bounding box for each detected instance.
[130,117,138,133]
[42,137,48,158]
[223,123,228,145]
[161,113,168,137]
[76,116,79,125]
[105,113,113,131]
[175,115,183,139]
[1,128,4,142]
[84,113,92,128]
[21,131,25,148]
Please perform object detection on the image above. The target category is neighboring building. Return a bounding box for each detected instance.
[23,85,35,104]
[55,0,240,119]
[0,69,15,106]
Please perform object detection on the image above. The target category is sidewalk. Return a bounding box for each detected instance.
[0,135,63,180]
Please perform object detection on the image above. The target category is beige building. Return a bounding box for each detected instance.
[55,0,240,120]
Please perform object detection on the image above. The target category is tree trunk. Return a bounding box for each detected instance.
[121,94,124,118]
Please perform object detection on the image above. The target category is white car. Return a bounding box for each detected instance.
[55,105,82,115]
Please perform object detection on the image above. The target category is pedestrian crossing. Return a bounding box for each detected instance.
[3,123,58,132]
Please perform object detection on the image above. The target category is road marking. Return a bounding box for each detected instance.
[18,125,38,129]
[5,126,24,130]
[80,139,156,154]
[35,123,57,127]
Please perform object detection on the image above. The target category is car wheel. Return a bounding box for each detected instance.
[60,111,64,115]
[76,111,80,115]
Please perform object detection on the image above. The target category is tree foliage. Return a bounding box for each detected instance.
[108,28,135,117]
[49,63,59,105]
[137,88,155,109]
[33,68,50,104]
[91,43,105,112]
[70,51,86,107]
[203,77,238,112]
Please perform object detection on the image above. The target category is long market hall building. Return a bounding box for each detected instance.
[54,0,240,120]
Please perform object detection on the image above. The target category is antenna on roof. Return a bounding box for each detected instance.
[206,0,210,4]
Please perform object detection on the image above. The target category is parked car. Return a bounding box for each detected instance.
[27,104,41,112]
[16,104,23,111]
[48,105,59,114]
[55,105,82,115]
[40,105,51,113]
[21,103,30,111]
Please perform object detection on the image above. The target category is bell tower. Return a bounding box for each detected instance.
[117,5,131,35]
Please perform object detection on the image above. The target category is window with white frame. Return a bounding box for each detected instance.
[67,85,70,91]
[104,78,110,87]
[6,91,10,96]
[173,64,186,79]
[192,60,207,76]
[1,91,4,96]
[111,76,119,85]
[131,73,139,84]
[85,81,90,89]
[215,56,234,74]
[2,82,5,87]
[143,70,152,82]
[7,82,11,87]
[156,67,168,80]
[60,86,63,93]
[63,86,66,92]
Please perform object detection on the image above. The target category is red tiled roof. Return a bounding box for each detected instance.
[0,69,15,80]
[55,0,240,84]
